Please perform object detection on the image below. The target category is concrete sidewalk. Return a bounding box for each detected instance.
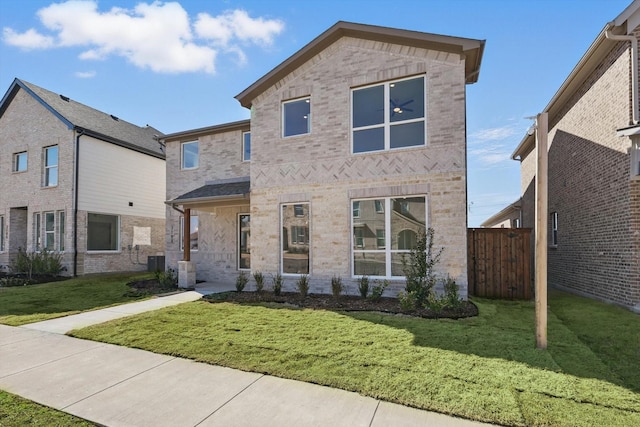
[0,291,494,427]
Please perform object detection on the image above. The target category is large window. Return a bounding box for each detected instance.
[282,203,309,274]
[180,215,199,251]
[13,152,27,172]
[181,141,199,170]
[87,213,119,251]
[283,97,310,137]
[44,145,58,186]
[352,76,425,153]
[352,196,426,277]
[238,214,250,269]
[242,131,251,162]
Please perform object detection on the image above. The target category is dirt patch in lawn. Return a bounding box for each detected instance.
[205,291,478,319]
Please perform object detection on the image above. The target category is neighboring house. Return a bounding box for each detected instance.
[480,199,521,229]
[494,1,640,312]
[164,21,484,297]
[0,78,166,276]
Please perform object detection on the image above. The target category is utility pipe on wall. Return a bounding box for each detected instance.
[606,24,639,125]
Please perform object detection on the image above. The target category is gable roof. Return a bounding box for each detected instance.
[0,78,165,159]
[235,21,485,108]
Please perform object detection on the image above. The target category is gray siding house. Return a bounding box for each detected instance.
[0,78,166,276]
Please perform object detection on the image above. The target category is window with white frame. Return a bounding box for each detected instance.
[58,211,65,251]
[179,215,199,251]
[32,210,65,251]
[550,212,558,247]
[13,151,27,172]
[238,214,250,269]
[181,141,199,170]
[352,196,426,277]
[282,203,309,274]
[87,213,119,251]
[352,75,426,153]
[44,145,58,186]
[0,215,4,252]
[283,97,310,137]
[242,131,251,162]
[34,212,41,249]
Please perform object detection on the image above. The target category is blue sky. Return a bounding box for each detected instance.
[0,0,632,226]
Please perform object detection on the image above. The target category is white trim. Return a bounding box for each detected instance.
[280,202,310,276]
[87,212,120,252]
[282,97,311,138]
[181,140,199,170]
[238,212,251,270]
[242,131,251,162]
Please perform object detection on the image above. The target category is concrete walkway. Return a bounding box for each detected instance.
[0,289,494,427]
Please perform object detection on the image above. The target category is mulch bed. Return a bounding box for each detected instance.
[205,291,478,319]
[0,273,69,287]
[125,278,181,296]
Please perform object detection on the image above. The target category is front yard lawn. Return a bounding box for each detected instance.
[0,272,155,326]
[69,291,640,427]
[0,390,95,426]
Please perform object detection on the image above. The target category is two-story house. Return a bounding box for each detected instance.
[165,22,484,297]
[487,1,640,312]
[0,78,166,276]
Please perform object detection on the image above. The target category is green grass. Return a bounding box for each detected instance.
[69,292,640,427]
[0,272,154,326]
[0,390,95,426]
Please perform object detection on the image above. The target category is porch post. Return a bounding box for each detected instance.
[178,207,195,288]
[183,208,191,262]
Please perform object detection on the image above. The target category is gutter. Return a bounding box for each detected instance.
[605,22,639,125]
[73,128,84,277]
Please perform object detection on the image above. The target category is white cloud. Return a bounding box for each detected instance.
[2,27,55,49]
[469,125,519,144]
[74,70,96,78]
[2,1,284,74]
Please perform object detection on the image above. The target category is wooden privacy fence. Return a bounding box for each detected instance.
[467,228,532,299]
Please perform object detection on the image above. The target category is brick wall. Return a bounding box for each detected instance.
[520,38,639,309]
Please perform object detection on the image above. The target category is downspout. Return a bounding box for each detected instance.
[73,128,84,277]
[606,24,639,125]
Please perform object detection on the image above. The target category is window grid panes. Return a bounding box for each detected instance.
[352,76,426,153]
[13,152,27,172]
[551,212,558,246]
[283,98,310,137]
[45,212,55,250]
[282,203,309,275]
[352,196,426,278]
[242,132,251,162]
[87,213,119,251]
[58,211,65,251]
[44,146,58,186]
[181,141,199,170]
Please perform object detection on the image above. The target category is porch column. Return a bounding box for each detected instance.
[178,207,195,288]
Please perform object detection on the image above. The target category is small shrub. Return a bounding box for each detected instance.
[296,275,309,297]
[402,228,442,308]
[331,275,343,298]
[369,279,388,302]
[154,268,177,288]
[442,275,462,308]
[358,275,369,298]
[253,271,265,292]
[0,276,32,287]
[236,271,249,292]
[272,273,283,296]
[398,290,418,311]
[11,248,63,279]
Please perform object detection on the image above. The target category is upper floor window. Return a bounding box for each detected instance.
[13,151,27,172]
[283,97,310,137]
[632,139,640,176]
[242,131,251,162]
[44,145,58,186]
[352,75,426,153]
[181,141,198,170]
